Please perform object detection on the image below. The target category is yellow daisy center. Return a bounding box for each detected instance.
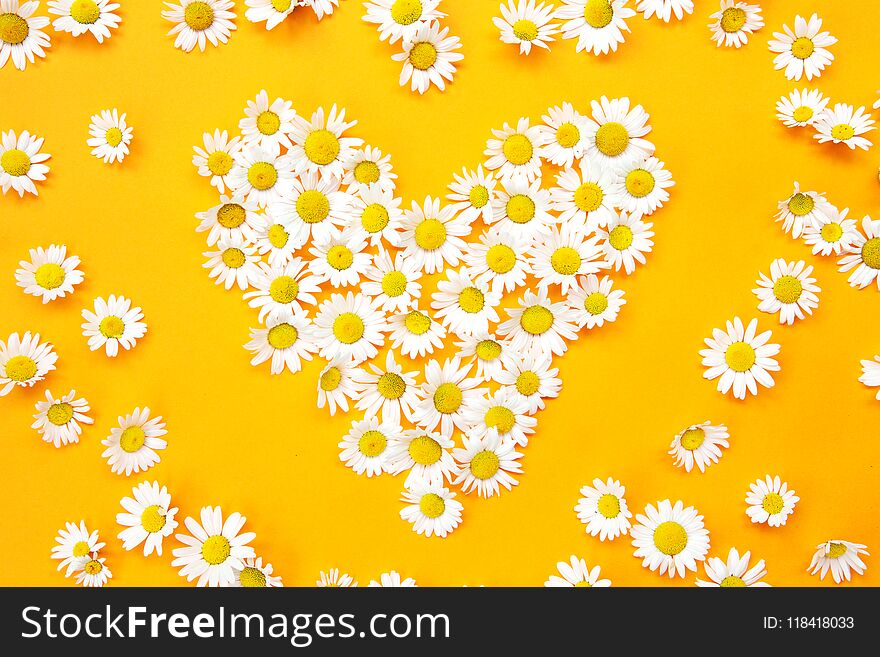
[99,315,125,339]
[408,435,442,465]
[320,366,342,391]
[791,36,815,59]
[140,505,166,533]
[520,305,553,335]
[831,124,855,141]
[333,312,365,344]
[476,339,501,361]
[327,244,354,270]
[792,106,814,123]
[201,535,230,565]
[556,122,581,148]
[502,134,534,166]
[184,2,215,31]
[35,263,66,290]
[247,162,278,191]
[267,323,298,349]
[512,18,538,41]
[469,184,489,208]
[414,218,447,250]
[458,286,485,313]
[119,426,146,453]
[382,271,407,297]
[217,203,246,228]
[405,310,431,335]
[861,238,880,268]
[362,203,390,233]
[433,382,462,414]
[105,127,123,147]
[484,405,515,434]
[5,355,36,383]
[551,247,581,275]
[358,429,386,457]
[409,41,437,70]
[584,292,608,315]
[84,559,103,575]
[608,225,633,250]
[515,370,540,396]
[470,450,500,479]
[574,182,603,212]
[653,521,688,556]
[486,244,516,273]
[720,7,746,33]
[419,493,446,519]
[272,0,293,11]
[0,13,29,45]
[773,275,803,304]
[787,192,814,216]
[597,493,620,519]
[820,222,843,243]
[207,150,233,175]
[221,247,245,268]
[354,160,380,184]
[679,427,705,450]
[297,190,330,224]
[257,110,281,136]
[47,402,74,426]
[391,0,422,25]
[1,148,31,176]
[574,581,592,587]
[377,372,405,399]
[506,194,536,223]
[762,492,784,515]
[72,541,90,558]
[724,341,756,372]
[304,129,340,166]
[269,277,299,305]
[268,223,289,248]
[239,566,267,587]
[583,0,613,29]
[595,122,629,157]
[827,542,848,559]
[625,169,655,198]
[720,576,746,587]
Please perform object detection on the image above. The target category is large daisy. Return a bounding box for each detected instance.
[162,0,236,53]
[412,356,485,436]
[0,129,50,196]
[48,0,120,42]
[529,225,604,293]
[497,348,561,413]
[0,331,56,396]
[582,96,654,166]
[400,479,463,538]
[696,548,770,587]
[774,181,835,239]
[87,108,133,164]
[556,0,635,56]
[463,228,532,295]
[228,146,296,207]
[838,216,880,290]
[859,355,880,400]
[192,129,242,193]
[631,499,710,578]
[393,20,463,94]
[15,244,84,303]
[172,506,257,587]
[550,157,619,231]
[386,429,457,487]
[399,195,470,274]
[388,305,447,358]
[708,0,762,48]
[338,416,400,477]
[116,481,179,556]
[566,273,625,329]
[307,226,372,288]
[81,294,147,357]
[545,556,611,587]
[768,13,836,81]
[446,165,497,225]
[430,268,501,337]
[668,421,729,473]
[453,429,522,498]
[311,292,386,364]
[490,174,554,241]
[494,0,558,55]
[537,102,588,168]
[289,104,362,180]
[813,104,875,151]
[776,88,829,129]
[598,211,654,274]
[362,0,445,44]
[352,350,420,425]
[361,248,422,313]
[612,155,673,216]
[341,144,397,197]
[243,259,321,321]
[484,116,545,181]
[203,235,261,290]
[498,287,579,357]
[462,388,536,447]
[0,0,50,71]
[51,521,104,577]
[31,389,93,448]
[316,355,359,415]
[808,540,869,584]
[753,259,820,325]
[575,477,632,541]
[101,407,167,476]
[700,316,780,400]
[802,206,859,257]
[244,311,316,375]
[238,89,297,154]
[745,475,798,527]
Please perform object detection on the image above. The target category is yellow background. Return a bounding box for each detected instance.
[1,0,878,587]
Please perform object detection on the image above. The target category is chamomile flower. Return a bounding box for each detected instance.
[536,102,588,168]
[566,274,625,329]
[813,104,875,151]
[239,89,297,154]
[838,216,880,290]
[317,355,359,414]
[312,292,386,364]
[668,421,729,473]
[413,357,485,436]
[529,225,604,293]
[317,568,357,587]
[575,477,632,541]
[235,557,282,587]
[696,548,770,587]
[289,104,362,180]
[304,0,338,20]
[32,389,93,447]
[101,407,167,476]
[341,145,396,196]
[192,129,242,193]
[463,388,536,447]
[776,88,829,128]
[557,0,635,56]
[116,481,179,557]
[463,229,531,295]
[612,156,673,216]
[454,332,509,382]
[808,540,869,584]
[745,475,798,527]
[308,226,372,288]
[0,0,50,71]
[494,0,558,55]
[0,331,56,396]
[446,165,498,225]
[0,129,50,196]
[431,269,501,337]
[394,20,464,95]
[768,13,836,81]
[369,571,417,587]
[244,311,316,375]
[386,428,457,487]
[490,174,554,241]
[361,249,423,313]
[388,306,446,358]
[339,416,399,477]
[399,196,470,274]
[162,0,236,53]
[400,479,463,538]
[81,295,147,357]
[348,187,405,246]
[203,236,261,290]
[228,146,295,207]
[497,348,561,413]
[245,0,301,30]
[51,521,104,577]
[545,556,611,587]
[15,244,83,303]
[775,182,835,239]
[802,207,859,256]
[550,157,619,231]
[48,0,120,42]
[700,316,780,400]
[636,0,691,22]
[631,499,710,578]
[598,211,654,274]
[754,259,820,325]
[453,429,522,498]
[74,554,111,587]
[498,287,579,357]
[243,259,322,321]
[195,195,259,246]
[583,96,654,166]
[484,116,545,181]
[363,0,445,44]
[859,355,880,400]
[252,211,298,267]
[172,506,257,587]
[275,172,352,245]
[709,1,763,48]
[353,350,420,425]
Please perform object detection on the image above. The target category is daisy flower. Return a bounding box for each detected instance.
[243,259,321,321]
[636,0,691,22]
[48,0,120,42]
[0,0,50,71]
[228,145,295,207]
[303,0,338,20]
[529,225,604,293]
[463,228,532,295]
[289,104,362,180]
[612,156,673,216]
[668,421,729,473]
[400,479,463,538]
[808,541,869,584]
[700,317,780,400]
[550,157,619,231]
[192,129,242,193]
[696,548,770,587]
[412,357,485,436]
[567,274,625,329]
[87,108,132,164]
[312,292,386,364]
[162,0,236,53]
[15,244,83,303]
[172,506,257,587]
[775,182,835,239]
[352,350,420,425]
[363,0,445,44]
[498,287,580,357]
[631,499,710,578]
[838,216,880,290]
[463,388,536,447]
[583,96,654,166]
[116,481,179,556]
[494,0,558,55]
[754,259,820,325]
[803,207,859,256]
[453,332,509,382]
[317,568,357,587]
[203,235,261,290]
[235,557,282,587]
[453,429,522,498]
[101,407,167,476]
[0,129,50,197]
[361,248,422,313]
[490,174,554,241]
[348,188,405,248]
[341,145,396,196]
[82,294,147,357]
[252,212,298,267]
[484,116,545,181]
[537,102,588,168]
[746,475,798,527]
[859,355,880,400]
[708,0,762,48]
[317,355,359,414]
[339,416,400,477]
[575,477,632,541]
[813,104,875,151]
[556,0,635,56]
[776,88,829,128]
[32,389,93,447]
[393,20,463,95]
[244,0,301,30]
[74,554,111,587]
[307,226,372,288]
[0,331,56,396]
[51,521,104,576]
[239,89,297,153]
[244,311,316,375]
[273,171,352,245]
[196,196,259,246]
[768,13,836,81]
[497,348,561,413]
[431,268,501,337]
[369,571,417,587]
[388,306,447,358]
[386,428,457,487]
[446,165,497,225]
[598,211,654,274]
[545,556,611,587]
[399,195,470,274]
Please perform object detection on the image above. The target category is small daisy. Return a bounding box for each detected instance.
[317,568,357,587]
[243,259,322,321]
[363,0,445,44]
[696,548,770,587]
[463,388,536,447]
[838,216,880,290]
[15,244,83,303]
[431,269,501,337]
[636,0,691,22]
[394,20,464,95]
[612,156,673,216]
[162,0,236,53]
[598,211,654,275]
[86,109,133,164]
[399,195,470,274]
[754,259,820,325]
[0,331,56,396]
[453,332,509,382]
[484,116,545,181]
[312,292,386,364]
[81,294,147,357]
[498,287,580,357]
[0,129,50,197]
[239,89,297,154]
[0,0,50,71]
[708,0,762,48]
[530,225,604,293]
[361,248,422,313]
[746,475,798,527]
[244,0,301,30]
[172,506,257,587]
[803,207,859,256]
[369,571,417,587]
[575,477,632,541]
[583,96,654,166]
[813,104,875,151]
[339,416,400,477]
[51,521,104,576]
[348,187,405,247]
[490,174,554,241]
[235,557,282,587]
[317,355,359,414]
[400,479,463,538]
[251,212,298,267]
[775,182,835,239]
[550,158,619,231]
[776,88,829,128]
[567,274,625,329]
[557,0,635,56]
[192,129,242,193]
[74,554,111,587]
[859,355,880,400]
[101,407,167,476]
[700,316,780,400]
[388,305,447,358]
[289,104,362,180]
[453,429,522,498]
[808,541,869,584]
[196,196,259,247]
[352,350,420,425]
[536,102,588,168]
[308,226,372,288]
[446,165,497,225]
[545,555,611,587]
[668,421,729,473]
[463,228,531,296]
[116,481,179,556]
[228,146,295,207]
[494,0,558,55]
[768,13,836,81]
[303,0,338,20]
[203,235,261,291]
[244,311,316,375]
[631,499,710,578]
[386,428,457,487]
[497,348,561,413]
[412,356,485,436]
[341,145,396,196]
[273,171,352,245]
[32,389,93,447]
[48,0,120,42]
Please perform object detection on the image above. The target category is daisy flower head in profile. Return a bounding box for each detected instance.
[802,206,859,257]
[498,286,579,357]
[15,244,84,303]
[228,145,296,208]
[311,292,387,364]
[493,0,559,56]
[612,155,674,216]
[338,416,400,477]
[352,350,420,425]
[631,499,710,578]
[243,259,321,322]
[399,195,470,274]
[484,116,545,182]
[529,224,604,294]
[361,248,423,313]
[48,0,120,42]
[400,478,463,538]
[307,226,372,289]
[808,541,869,584]
[81,294,147,357]
[430,268,501,338]
[102,407,167,476]
[453,332,510,383]
[348,187,405,247]
[316,355,359,415]
[583,96,654,166]
[172,506,257,587]
[87,109,133,164]
[463,228,532,296]
[393,20,463,95]
[668,421,729,473]
[203,235,261,290]
[551,157,619,231]
[556,0,635,56]
[859,355,880,400]
[244,311,316,375]
[116,481,179,556]
[775,182,835,239]
[74,553,112,587]
[317,568,357,587]
[446,165,498,226]
[289,104,362,181]
[235,557,282,587]
[700,317,780,400]
[636,0,692,23]
[776,88,829,129]
[453,428,523,498]
[239,89,297,154]
[537,102,588,168]
[575,477,632,541]
[567,273,625,329]
[192,129,242,193]
[412,356,485,436]
[0,129,50,196]
[32,389,93,448]
[746,475,798,527]
[386,428,457,487]
[696,548,770,587]
[245,0,302,31]
[497,347,561,413]
[388,305,447,359]
[362,0,445,45]
[162,0,237,53]
[341,145,397,197]
[768,13,836,81]
[51,521,104,576]
[369,571,417,587]
[753,259,820,325]
[196,195,260,247]
[598,211,654,275]
[0,331,57,396]
[545,555,610,587]
[813,104,875,151]
[838,216,880,290]
[708,1,762,48]
[0,0,51,70]
[463,387,536,447]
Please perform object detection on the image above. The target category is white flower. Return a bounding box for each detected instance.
[341,144,397,197]
[347,187,405,247]
[0,0,51,71]
[307,226,372,288]
[192,129,242,193]
[338,416,399,477]
[668,421,729,473]
[399,195,470,274]
[446,165,497,225]
[550,157,619,231]
[51,521,104,576]
[545,555,611,587]
[708,1,762,48]
[484,116,545,182]
[311,292,387,364]
[453,429,522,498]
[462,388,536,447]
[0,129,50,197]
[0,331,57,396]
[537,102,589,168]
[775,181,836,239]
[430,268,501,338]
[566,274,625,329]
[575,477,632,541]
[776,88,829,128]
[400,479,463,538]
[696,548,770,587]
[228,145,296,207]
[493,0,559,55]
[838,216,880,290]
[317,568,357,587]
[243,259,322,322]
[352,350,420,425]
[808,540,869,584]
[630,499,710,578]
[15,244,84,303]
[87,108,133,164]
[412,357,485,436]
[196,195,259,246]
[529,224,604,293]
[768,13,836,81]
[556,0,636,56]
[490,173,554,242]
[463,228,532,296]
[238,89,297,153]
[745,475,798,527]
[611,155,673,216]
[235,557,283,587]
[81,294,148,357]
[802,206,859,256]
[393,20,463,94]
[699,316,780,400]
[48,0,120,42]
[387,305,447,359]
[161,0,237,53]
[813,104,875,151]
[74,553,112,587]
[363,0,445,44]
[753,259,820,325]
[116,481,179,556]
[288,104,362,181]
[32,389,93,447]
[369,571,417,587]
[245,0,301,30]
[859,355,880,400]
[101,407,167,476]
[316,355,359,415]
[361,248,422,313]
[636,0,692,22]
[244,311,316,375]
[497,287,580,357]
[386,428,458,487]
[597,210,654,274]
[171,506,257,587]
[497,348,561,413]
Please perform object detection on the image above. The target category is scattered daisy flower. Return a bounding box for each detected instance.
[289,104,362,180]
[15,244,84,303]
[393,20,463,95]
[768,13,836,81]
[808,540,869,584]
[317,355,359,414]
[386,428,457,487]
[312,291,387,364]
[490,174,554,241]
[753,259,820,325]
[484,116,545,181]
[838,216,880,290]
[251,213,297,269]
[745,475,798,527]
[32,389,93,447]
[87,108,133,164]
[0,331,57,396]
[228,145,295,207]
[575,477,632,541]
[813,103,875,151]
[700,316,780,400]
[802,206,858,256]
[304,0,339,21]
[550,158,618,231]
[412,356,484,436]
[431,268,501,337]
[453,429,522,497]
[116,481,179,557]
[196,196,259,246]
[233,557,282,587]
[51,521,104,577]
[101,407,167,476]
[369,571,417,587]
[612,155,673,216]
[463,388,536,447]
[204,235,261,290]
[537,102,588,168]
[352,350,420,425]
[453,332,509,382]
[172,506,257,587]
[599,211,654,274]
[400,479,463,538]
[48,0,120,42]
[497,348,561,413]
[446,165,497,225]
[668,421,729,473]
[0,129,50,196]
[494,0,558,55]
[363,0,445,44]
[339,416,400,477]
[399,195,470,274]
[566,274,625,329]
[308,226,372,288]
[0,0,50,71]
[859,355,880,400]
[388,305,447,358]
[341,145,396,196]
[775,182,835,239]
[74,553,111,587]
[192,129,242,193]
[244,0,301,30]
[776,88,829,128]
[530,224,604,293]
[583,96,654,166]
[81,294,147,357]
[708,0,762,48]
[696,548,770,587]
[348,187,404,247]
[557,0,635,56]
[545,555,610,587]
[636,0,691,22]
[463,228,531,296]
[239,89,297,154]
[361,248,422,313]
[498,286,579,357]
[243,259,321,321]
[162,0,236,53]
[317,568,357,587]
[631,499,710,578]
[244,311,316,375]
